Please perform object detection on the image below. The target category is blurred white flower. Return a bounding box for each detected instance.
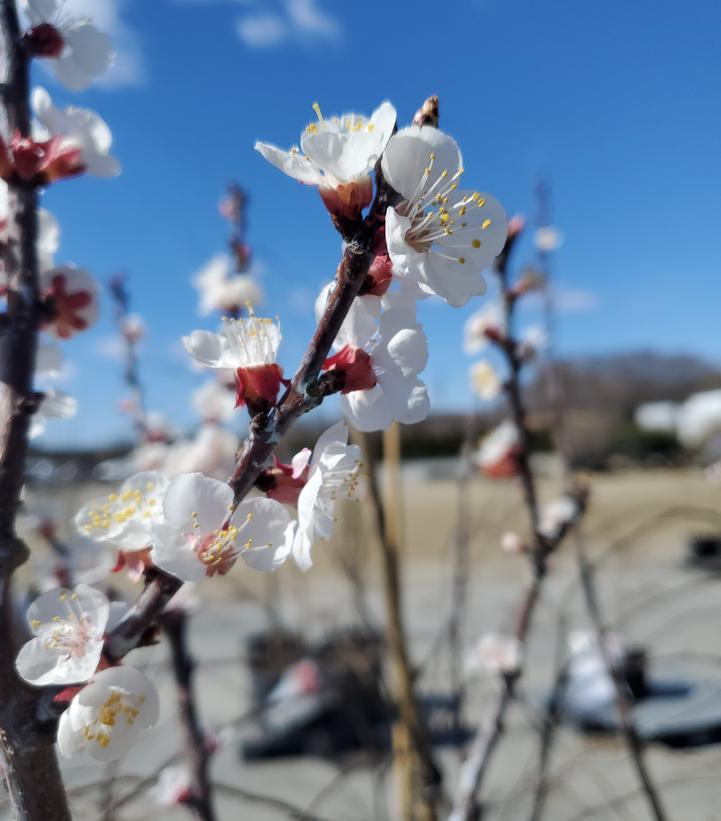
[75,471,168,552]
[382,126,506,307]
[191,379,236,424]
[33,87,120,178]
[150,765,191,807]
[30,388,77,438]
[469,360,501,400]
[463,304,505,355]
[22,0,115,91]
[465,634,521,677]
[475,421,520,479]
[519,325,548,359]
[539,495,578,539]
[57,666,159,761]
[40,265,99,339]
[16,584,108,686]
[162,425,237,480]
[255,101,396,220]
[150,473,294,580]
[535,225,563,252]
[291,421,361,570]
[192,253,263,317]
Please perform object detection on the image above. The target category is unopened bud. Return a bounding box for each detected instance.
[322,345,377,393]
[413,95,439,127]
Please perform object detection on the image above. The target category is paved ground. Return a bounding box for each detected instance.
[8,466,721,819]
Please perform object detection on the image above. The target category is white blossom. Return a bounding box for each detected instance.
[57,666,159,761]
[469,360,501,400]
[465,634,522,677]
[324,300,430,432]
[191,379,236,423]
[183,315,281,370]
[15,584,108,686]
[463,303,505,354]
[539,496,579,539]
[192,253,263,316]
[475,421,519,475]
[32,87,120,178]
[75,471,168,551]
[150,765,191,807]
[382,126,507,306]
[30,388,77,438]
[291,421,361,570]
[22,0,115,91]
[150,472,294,581]
[255,101,396,197]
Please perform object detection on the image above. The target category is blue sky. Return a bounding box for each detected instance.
[35,0,721,447]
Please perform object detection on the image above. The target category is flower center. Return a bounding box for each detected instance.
[83,688,146,749]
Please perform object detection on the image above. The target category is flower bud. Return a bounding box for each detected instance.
[235,363,284,414]
[322,345,377,394]
[25,23,64,58]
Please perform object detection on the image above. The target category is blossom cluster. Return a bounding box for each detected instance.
[11,66,513,766]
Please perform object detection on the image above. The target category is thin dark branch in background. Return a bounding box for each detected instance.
[161,610,217,821]
[447,421,477,750]
[108,272,147,437]
[534,180,667,821]
[449,225,588,821]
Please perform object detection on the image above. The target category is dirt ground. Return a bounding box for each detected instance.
[8,465,721,820]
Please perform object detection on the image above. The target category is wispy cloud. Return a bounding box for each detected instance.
[61,0,145,88]
[555,288,600,314]
[176,0,342,49]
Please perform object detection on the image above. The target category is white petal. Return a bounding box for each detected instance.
[254,141,324,185]
[340,385,393,432]
[150,522,206,583]
[381,126,462,202]
[182,330,228,369]
[231,496,291,568]
[163,473,232,535]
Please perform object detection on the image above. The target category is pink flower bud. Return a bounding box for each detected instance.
[25,23,64,58]
[234,363,284,412]
[322,345,377,393]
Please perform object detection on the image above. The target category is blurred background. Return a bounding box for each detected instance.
[14,1,721,819]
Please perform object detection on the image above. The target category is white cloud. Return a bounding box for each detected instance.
[555,288,600,314]
[60,0,145,88]
[177,0,342,48]
[285,0,340,41]
[236,13,288,47]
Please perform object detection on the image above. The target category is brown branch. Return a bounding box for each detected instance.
[161,610,217,821]
[573,531,667,821]
[0,2,72,819]
[449,230,586,821]
[355,430,441,821]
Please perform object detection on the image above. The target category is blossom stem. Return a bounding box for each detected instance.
[0,2,72,819]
